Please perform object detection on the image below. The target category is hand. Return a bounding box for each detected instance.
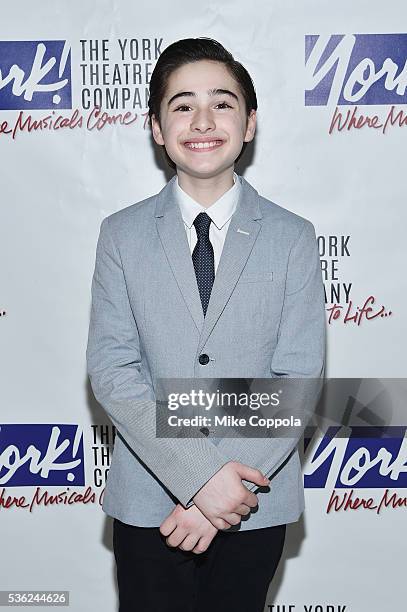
[159,503,218,554]
[193,461,269,530]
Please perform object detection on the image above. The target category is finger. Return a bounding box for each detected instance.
[193,538,211,554]
[236,504,251,516]
[223,512,241,526]
[159,515,177,537]
[237,464,269,487]
[244,491,259,508]
[179,534,200,552]
[213,517,231,530]
[166,527,187,548]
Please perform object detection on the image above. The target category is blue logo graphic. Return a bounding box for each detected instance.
[304,427,407,488]
[0,40,71,110]
[305,34,407,107]
[0,424,84,486]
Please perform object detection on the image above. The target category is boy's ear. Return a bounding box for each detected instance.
[151,114,165,146]
[244,109,257,143]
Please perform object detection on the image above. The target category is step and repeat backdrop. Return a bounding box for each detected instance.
[1,1,406,611]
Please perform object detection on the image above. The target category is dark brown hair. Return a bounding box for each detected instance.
[148,37,257,167]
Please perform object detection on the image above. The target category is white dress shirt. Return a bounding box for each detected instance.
[174,172,241,274]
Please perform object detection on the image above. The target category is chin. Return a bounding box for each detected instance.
[186,166,228,177]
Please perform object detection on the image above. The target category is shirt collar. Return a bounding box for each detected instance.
[175,172,241,230]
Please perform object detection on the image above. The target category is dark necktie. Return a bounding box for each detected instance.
[192,212,215,316]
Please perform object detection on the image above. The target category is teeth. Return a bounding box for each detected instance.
[185,141,222,149]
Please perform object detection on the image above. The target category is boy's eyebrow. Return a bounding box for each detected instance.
[167,88,239,106]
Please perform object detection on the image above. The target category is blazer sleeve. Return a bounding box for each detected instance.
[86,216,230,507]
[215,219,326,488]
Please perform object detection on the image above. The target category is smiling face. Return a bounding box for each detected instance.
[151,60,256,181]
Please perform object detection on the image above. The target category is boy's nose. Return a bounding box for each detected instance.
[190,110,216,131]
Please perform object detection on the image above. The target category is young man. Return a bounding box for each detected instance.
[86,37,325,612]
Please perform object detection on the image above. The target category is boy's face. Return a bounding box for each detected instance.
[151,60,256,179]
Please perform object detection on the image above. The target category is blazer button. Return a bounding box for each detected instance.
[200,427,210,437]
[198,354,210,365]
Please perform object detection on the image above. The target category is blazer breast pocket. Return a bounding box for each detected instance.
[239,271,273,283]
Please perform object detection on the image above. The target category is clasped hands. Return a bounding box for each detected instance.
[159,461,269,555]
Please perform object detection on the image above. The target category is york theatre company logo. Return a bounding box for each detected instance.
[0,424,101,512]
[305,34,407,133]
[0,38,159,138]
[304,427,407,514]
[0,40,79,138]
[0,40,72,110]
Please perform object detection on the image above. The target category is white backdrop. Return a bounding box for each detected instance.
[1,1,406,611]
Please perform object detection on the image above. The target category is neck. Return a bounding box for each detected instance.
[176,167,235,208]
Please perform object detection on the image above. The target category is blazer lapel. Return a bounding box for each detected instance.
[155,176,205,333]
[198,176,263,351]
[154,175,263,345]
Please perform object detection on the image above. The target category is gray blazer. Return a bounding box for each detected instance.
[86,174,326,530]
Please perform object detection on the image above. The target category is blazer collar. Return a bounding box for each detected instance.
[155,173,263,221]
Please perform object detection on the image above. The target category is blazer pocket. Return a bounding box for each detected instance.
[239,272,273,283]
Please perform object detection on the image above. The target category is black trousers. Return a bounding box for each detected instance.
[113,518,286,612]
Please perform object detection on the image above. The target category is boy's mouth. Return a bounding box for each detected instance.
[183,139,224,151]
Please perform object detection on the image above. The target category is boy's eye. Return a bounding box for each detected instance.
[174,105,192,112]
[173,101,232,112]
